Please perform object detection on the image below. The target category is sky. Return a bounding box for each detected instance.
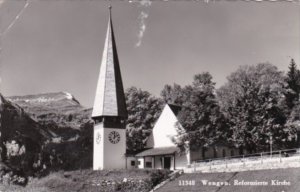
[0,0,299,107]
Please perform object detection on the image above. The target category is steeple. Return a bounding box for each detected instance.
[92,7,127,119]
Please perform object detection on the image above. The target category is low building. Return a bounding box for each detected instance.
[128,103,241,170]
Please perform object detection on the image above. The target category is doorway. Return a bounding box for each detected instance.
[164,157,171,169]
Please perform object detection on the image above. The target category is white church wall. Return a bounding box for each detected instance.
[137,157,144,169]
[174,153,189,170]
[102,128,126,169]
[126,156,137,169]
[93,123,104,170]
[148,105,180,148]
[94,124,127,170]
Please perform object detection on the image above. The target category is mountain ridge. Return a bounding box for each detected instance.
[7,92,93,131]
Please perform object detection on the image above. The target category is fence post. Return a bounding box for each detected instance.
[243,155,245,167]
[261,153,263,164]
[225,158,228,168]
[279,151,282,163]
[193,161,196,172]
[210,160,212,171]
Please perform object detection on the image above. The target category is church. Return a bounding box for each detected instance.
[126,103,239,170]
[91,7,238,171]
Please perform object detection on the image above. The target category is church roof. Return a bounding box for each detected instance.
[135,146,179,157]
[92,7,127,118]
[167,103,182,117]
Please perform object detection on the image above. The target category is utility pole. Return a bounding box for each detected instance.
[270,135,273,158]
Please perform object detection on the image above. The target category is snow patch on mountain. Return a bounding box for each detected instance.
[7,92,80,106]
[63,92,73,100]
[23,97,55,103]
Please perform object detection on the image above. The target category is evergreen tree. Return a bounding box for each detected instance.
[285,59,300,109]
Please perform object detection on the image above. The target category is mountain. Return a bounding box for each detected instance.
[7,92,91,128]
[8,92,92,141]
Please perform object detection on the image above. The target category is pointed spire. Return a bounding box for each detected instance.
[92,7,128,119]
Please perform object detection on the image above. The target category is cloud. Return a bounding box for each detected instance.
[136,11,149,47]
[140,0,152,7]
[135,0,152,47]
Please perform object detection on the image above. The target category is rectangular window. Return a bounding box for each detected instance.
[230,150,234,157]
[222,149,226,157]
[145,162,152,168]
[138,161,141,165]
[131,161,135,166]
[213,148,217,158]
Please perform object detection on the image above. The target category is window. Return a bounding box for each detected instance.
[202,148,206,159]
[213,148,217,158]
[138,161,141,165]
[145,162,152,168]
[222,149,226,157]
[239,147,244,155]
[131,161,135,166]
[230,150,234,157]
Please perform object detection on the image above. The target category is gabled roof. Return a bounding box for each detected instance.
[135,146,179,157]
[92,7,127,118]
[167,103,182,117]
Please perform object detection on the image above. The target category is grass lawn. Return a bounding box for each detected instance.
[0,169,170,192]
[156,167,300,192]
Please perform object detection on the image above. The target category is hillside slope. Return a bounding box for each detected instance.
[0,94,51,181]
[0,169,171,192]
[156,167,300,192]
[8,92,94,171]
[0,92,95,185]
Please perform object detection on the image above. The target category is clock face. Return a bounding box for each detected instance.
[108,131,120,144]
[96,132,101,144]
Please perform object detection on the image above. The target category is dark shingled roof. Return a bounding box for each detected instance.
[168,104,182,117]
[92,8,127,118]
[135,146,179,157]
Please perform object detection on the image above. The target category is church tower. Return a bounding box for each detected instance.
[92,7,128,170]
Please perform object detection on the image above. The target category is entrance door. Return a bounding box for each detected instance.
[164,157,171,169]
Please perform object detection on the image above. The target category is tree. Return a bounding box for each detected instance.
[217,63,296,152]
[284,104,300,148]
[125,87,163,152]
[169,73,228,151]
[285,59,300,110]
[161,84,184,105]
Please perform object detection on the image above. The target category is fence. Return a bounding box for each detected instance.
[188,148,300,173]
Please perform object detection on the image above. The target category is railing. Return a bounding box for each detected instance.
[190,148,300,172]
